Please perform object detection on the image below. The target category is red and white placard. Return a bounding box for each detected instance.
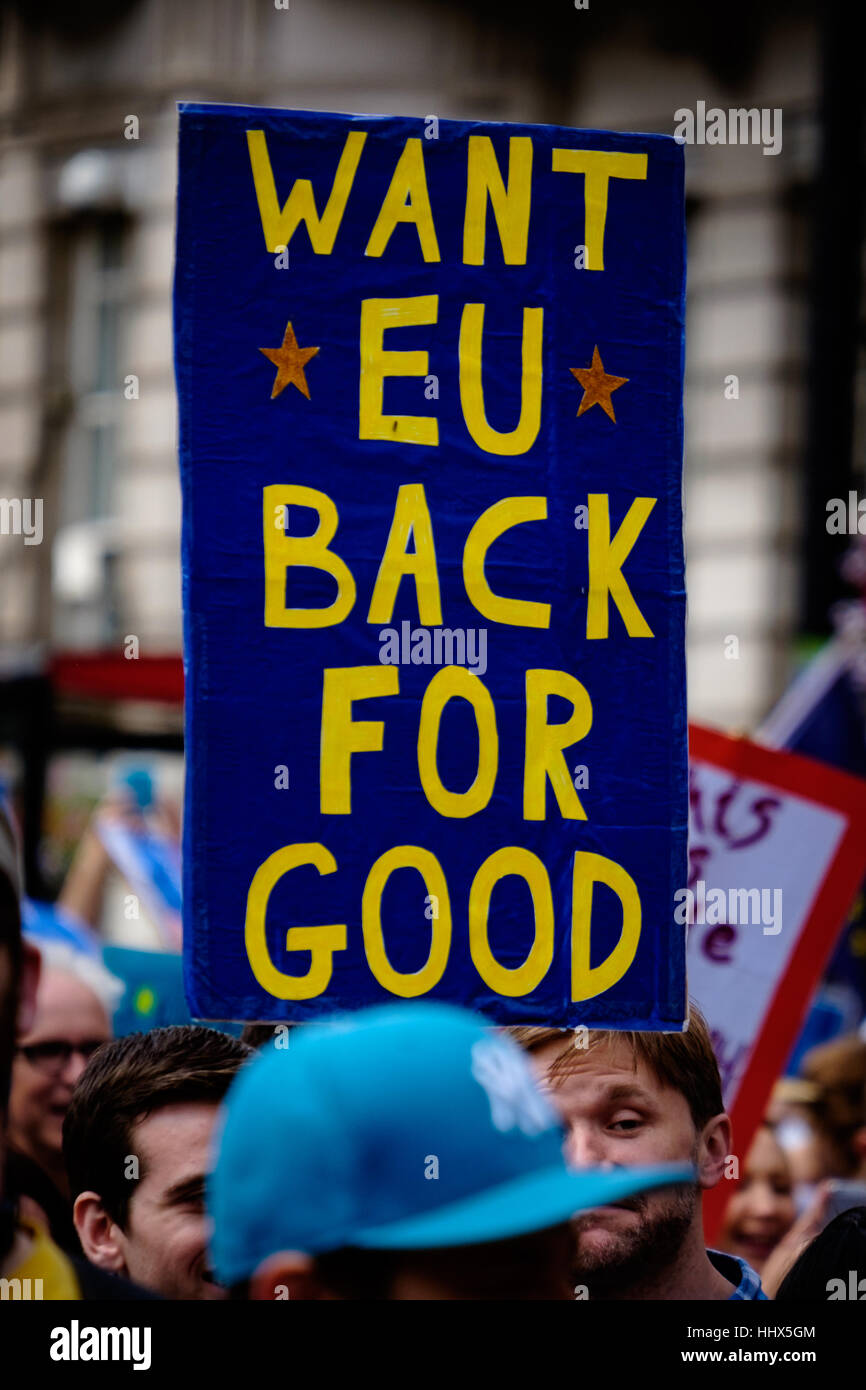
[687,725,866,1236]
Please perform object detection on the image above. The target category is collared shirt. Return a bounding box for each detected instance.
[708,1248,768,1300]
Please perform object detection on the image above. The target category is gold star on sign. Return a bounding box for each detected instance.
[570,346,628,423]
[259,320,319,399]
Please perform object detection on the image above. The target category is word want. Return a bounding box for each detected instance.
[247,128,647,271]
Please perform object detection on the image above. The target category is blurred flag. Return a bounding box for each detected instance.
[103,944,192,1035]
[21,897,103,958]
[103,944,241,1039]
[95,813,182,950]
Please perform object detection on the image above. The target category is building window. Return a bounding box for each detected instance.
[53,212,129,646]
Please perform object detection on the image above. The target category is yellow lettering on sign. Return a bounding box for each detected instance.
[463,496,551,628]
[524,669,593,820]
[550,149,648,271]
[459,303,543,455]
[469,846,554,995]
[366,138,440,262]
[571,851,641,1000]
[463,136,533,265]
[368,484,442,625]
[263,484,356,629]
[417,667,498,818]
[245,843,346,1000]
[321,666,399,814]
[362,846,451,996]
[359,296,439,445]
[246,129,366,254]
[586,493,656,638]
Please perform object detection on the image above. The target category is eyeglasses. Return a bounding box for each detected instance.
[16,1039,107,1076]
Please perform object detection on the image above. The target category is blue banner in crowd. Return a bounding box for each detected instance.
[175,103,687,1026]
[103,945,194,1036]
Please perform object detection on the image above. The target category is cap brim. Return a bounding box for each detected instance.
[353,1162,694,1251]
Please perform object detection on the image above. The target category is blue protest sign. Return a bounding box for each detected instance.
[175,103,687,1026]
[103,945,193,1036]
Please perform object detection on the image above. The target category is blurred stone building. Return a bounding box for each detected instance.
[0,0,858,736]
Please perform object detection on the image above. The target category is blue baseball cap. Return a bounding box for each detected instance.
[208,1003,693,1285]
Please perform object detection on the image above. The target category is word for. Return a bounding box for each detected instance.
[317,664,593,821]
[264,484,656,639]
[247,128,647,270]
[244,842,642,1002]
[675,880,782,935]
[50,1322,152,1370]
[673,102,782,156]
[826,493,866,535]
[0,497,42,545]
[378,621,488,675]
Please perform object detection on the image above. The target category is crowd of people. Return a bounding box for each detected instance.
[3,800,866,1302]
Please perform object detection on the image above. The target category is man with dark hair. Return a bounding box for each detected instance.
[511,1005,767,1299]
[209,1001,692,1300]
[65,1025,251,1299]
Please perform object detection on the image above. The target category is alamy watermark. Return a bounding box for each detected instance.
[674,880,782,935]
[378,620,487,676]
[673,102,782,156]
[826,1271,866,1300]
[826,493,866,534]
[1,1276,43,1299]
[49,1323,151,1369]
[0,497,43,545]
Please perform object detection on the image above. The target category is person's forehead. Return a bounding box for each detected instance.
[26,969,109,1038]
[747,1126,788,1174]
[133,1100,219,1181]
[530,1036,663,1098]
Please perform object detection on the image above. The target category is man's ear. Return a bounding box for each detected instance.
[16,941,40,1038]
[249,1251,330,1301]
[697,1112,733,1191]
[73,1191,127,1274]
